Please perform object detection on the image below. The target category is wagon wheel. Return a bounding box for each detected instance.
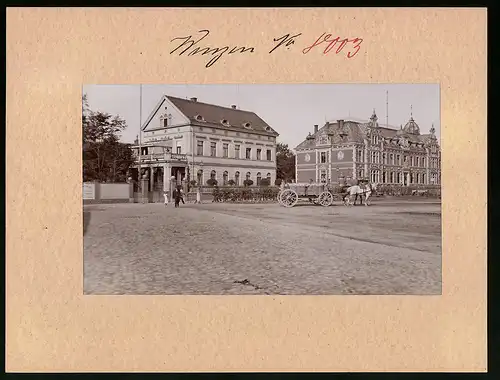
[318,191,334,207]
[280,189,298,208]
[277,190,283,206]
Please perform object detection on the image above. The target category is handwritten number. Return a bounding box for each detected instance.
[347,38,363,58]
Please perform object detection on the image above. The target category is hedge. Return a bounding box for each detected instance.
[375,184,441,197]
[212,186,280,203]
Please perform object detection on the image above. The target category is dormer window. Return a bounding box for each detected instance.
[221,119,230,126]
[265,126,272,132]
[195,114,204,122]
[243,122,252,129]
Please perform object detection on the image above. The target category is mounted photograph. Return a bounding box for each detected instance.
[83,84,441,295]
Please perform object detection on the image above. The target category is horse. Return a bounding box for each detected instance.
[344,182,377,206]
[363,182,377,206]
[344,185,362,206]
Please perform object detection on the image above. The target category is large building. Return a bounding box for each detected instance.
[130,95,279,192]
[295,110,441,186]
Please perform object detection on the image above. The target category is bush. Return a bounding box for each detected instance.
[211,186,280,203]
[227,179,236,186]
[375,184,440,197]
[206,178,218,187]
[190,180,197,186]
[260,178,270,187]
[274,178,283,186]
[243,179,254,187]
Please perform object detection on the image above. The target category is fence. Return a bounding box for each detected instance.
[83,182,132,204]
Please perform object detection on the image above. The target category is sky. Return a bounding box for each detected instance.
[83,84,440,149]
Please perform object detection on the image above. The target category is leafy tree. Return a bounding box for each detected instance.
[82,94,134,182]
[276,142,296,182]
[206,178,218,187]
[243,179,254,187]
[227,179,236,186]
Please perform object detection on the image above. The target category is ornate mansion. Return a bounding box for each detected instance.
[130,95,279,192]
[295,110,441,186]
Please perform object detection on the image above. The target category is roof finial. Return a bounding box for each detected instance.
[430,123,435,134]
[410,104,413,118]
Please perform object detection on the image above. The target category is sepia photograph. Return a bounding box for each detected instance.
[83,84,442,295]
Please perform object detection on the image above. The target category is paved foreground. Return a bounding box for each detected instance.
[84,199,442,295]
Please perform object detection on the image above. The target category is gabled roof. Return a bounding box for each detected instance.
[166,96,279,136]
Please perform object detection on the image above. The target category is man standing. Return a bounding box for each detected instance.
[173,185,183,208]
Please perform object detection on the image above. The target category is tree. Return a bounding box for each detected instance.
[82,94,134,182]
[276,142,296,182]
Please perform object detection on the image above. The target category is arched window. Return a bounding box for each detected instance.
[197,169,203,185]
[223,171,228,185]
[246,172,251,181]
[210,170,216,180]
[266,173,271,183]
[235,171,240,186]
[256,172,262,186]
[422,173,426,184]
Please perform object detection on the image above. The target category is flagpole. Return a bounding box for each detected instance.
[386,90,389,127]
[138,84,142,185]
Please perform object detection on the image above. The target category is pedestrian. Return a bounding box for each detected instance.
[173,185,183,208]
[163,191,169,207]
[180,187,185,204]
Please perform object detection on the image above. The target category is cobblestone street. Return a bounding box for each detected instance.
[83,199,442,295]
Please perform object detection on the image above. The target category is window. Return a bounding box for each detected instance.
[223,143,229,158]
[235,144,240,159]
[382,171,386,183]
[320,170,326,183]
[415,157,419,167]
[197,170,203,185]
[141,147,148,155]
[267,173,271,183]
[390,153,394,164]
[246,147,251,159]
[357,150,363,162]
[382,153,386,164]
[210,142,217,157]
[256,172,262,186]
[235,171,240,186]
[390,172,394,183]
[223,171,228,185]
[320,152,327,163]
[266,149,272,161]
[197,140,204,155]
[246,172,251,181]
[163,118,168,128]
[422,173,426,184]
[396,172,401,184]
[210,170,216,180]
[257,149,261,160]
[176,142,182,154]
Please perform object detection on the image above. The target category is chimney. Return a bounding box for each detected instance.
[314,124,319,134]
[231,105,237,109]
[338,119,344,129]
[190,97,197,102]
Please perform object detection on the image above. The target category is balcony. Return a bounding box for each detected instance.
[133,152,188,164]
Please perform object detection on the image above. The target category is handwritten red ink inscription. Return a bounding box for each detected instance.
[302,33,363,58]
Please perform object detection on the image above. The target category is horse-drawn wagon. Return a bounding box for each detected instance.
[277,182,337,208]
